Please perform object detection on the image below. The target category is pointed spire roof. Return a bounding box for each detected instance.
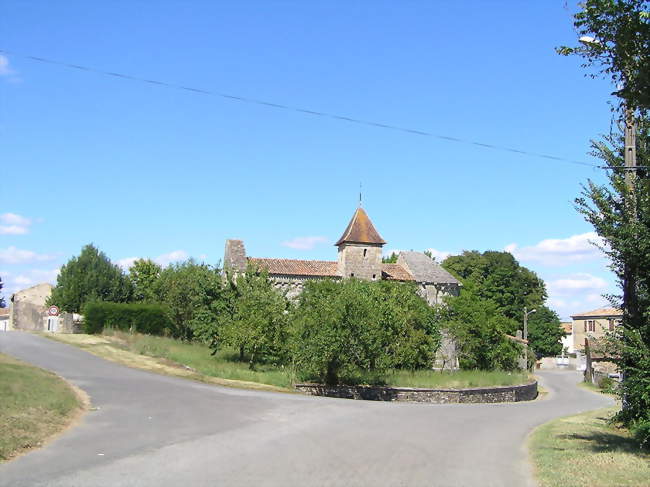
[335,207,386,246]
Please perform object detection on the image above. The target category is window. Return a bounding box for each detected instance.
[363,249,367,258]
[588,320,595,332]
[584,320,588,332]
[350,273,354,277]
[372,274,376,280]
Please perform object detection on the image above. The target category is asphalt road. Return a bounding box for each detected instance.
[0,331,613,487]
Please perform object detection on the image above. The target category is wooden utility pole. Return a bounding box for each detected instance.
[624,107,637,190]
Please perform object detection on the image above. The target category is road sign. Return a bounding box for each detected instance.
[47,305,60,317]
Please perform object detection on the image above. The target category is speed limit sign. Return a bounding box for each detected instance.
[47,305,60,317]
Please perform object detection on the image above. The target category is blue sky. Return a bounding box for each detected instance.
[1,1,620,319]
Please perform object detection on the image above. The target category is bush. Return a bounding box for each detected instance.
[630,419,650,450]
[83,302,172,336]
[290,279,440,385]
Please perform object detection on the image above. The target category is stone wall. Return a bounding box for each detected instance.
[337,243,382,280]
[294,380,538,404]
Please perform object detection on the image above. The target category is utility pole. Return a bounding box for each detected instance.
[624,107,637,190]
[523,307,536,341]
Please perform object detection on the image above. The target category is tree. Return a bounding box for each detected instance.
[290,279,439,384]
[153,260,224,341]
[557,0,650,114]
[129,258,162,302]
[0,275,5,308]
[576,120,650,447]
[209,266,289,367]
[442,282,522,371]
[48,244,133,313]
[526,305,566,358]
[382,252,398,263]
[443,251,547,321]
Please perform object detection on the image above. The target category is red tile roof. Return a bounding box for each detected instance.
[335,208,386,246]
[571,307,622,318]
[248,258,340,277]
[0,308,9,316]
[381,264,414,281]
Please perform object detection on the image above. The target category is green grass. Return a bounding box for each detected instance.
[529,407,650,487]
[98,330,530,390]
[103,329,296,388]
[0,353,82,462]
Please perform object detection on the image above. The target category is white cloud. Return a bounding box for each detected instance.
[546,272,611,320]
[116,257,139,271]
[281,236,328,250]
[116,250,190,270]
[0,213,32,235]
[505,232,605,267]
[0,54,13,76]
[547,273,608,292]
[1,267,59,296]
[0,246,56,265]
[155,250,188,266]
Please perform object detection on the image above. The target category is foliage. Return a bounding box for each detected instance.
[557,0,650,114]
[443,250,547,321]
[290,279,440,385]
[48,244,133,313]
[128,258,161,302]
[152,260,225,341]
[207,267,290,367]
[382,252,398,263]
[442,282,522,370]
[442,250,563,356]
[83,301,172,335]
[575,119,650,447]
[527,305,567,358]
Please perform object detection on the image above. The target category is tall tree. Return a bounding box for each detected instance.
[129,258,162,302]
[48,244,133,313]
[153,260,224,341]
[557,0,650,114]
[442,251,564,358]
[576,121,650,446]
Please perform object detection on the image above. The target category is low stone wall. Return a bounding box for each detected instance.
[294,380,538,404]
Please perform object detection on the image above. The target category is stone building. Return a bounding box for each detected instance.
[571,307,623,352]
[8,283,80,333]
[224,207,460,304]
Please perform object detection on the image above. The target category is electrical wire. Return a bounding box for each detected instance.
[1,49,603,169]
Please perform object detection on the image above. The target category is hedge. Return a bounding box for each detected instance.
[83,301,172,335]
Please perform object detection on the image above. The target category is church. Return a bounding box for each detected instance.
[223,207,460,305]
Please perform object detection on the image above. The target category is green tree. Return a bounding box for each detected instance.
[382,252,398,263]
[209,266,289,367]
[153,260,224,341]
[557,0,650,114]
[443,251,547,321]
[576,121,650,447]
[442,282,522,371]
[129,258,162,302]
[48,244,133,313]
[290,279,439,384]
[526,305,566,358]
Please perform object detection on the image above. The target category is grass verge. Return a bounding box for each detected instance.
[0,353,86,462]
[529,407,650,487]
[42,330,532,391]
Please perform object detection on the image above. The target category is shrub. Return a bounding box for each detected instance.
[83,302,172,336]
[290,279,440,385]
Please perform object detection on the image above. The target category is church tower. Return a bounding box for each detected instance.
[336,207,386,280]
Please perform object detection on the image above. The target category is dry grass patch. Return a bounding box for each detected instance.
[529,407,650,487]
[0,353,85,462]
[41,332,292,393]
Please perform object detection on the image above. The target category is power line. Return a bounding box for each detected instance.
[1,49,600,169]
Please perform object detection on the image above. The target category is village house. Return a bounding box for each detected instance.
[8,283,80,333]
[571,307,623,352]
[223,206,461,304]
